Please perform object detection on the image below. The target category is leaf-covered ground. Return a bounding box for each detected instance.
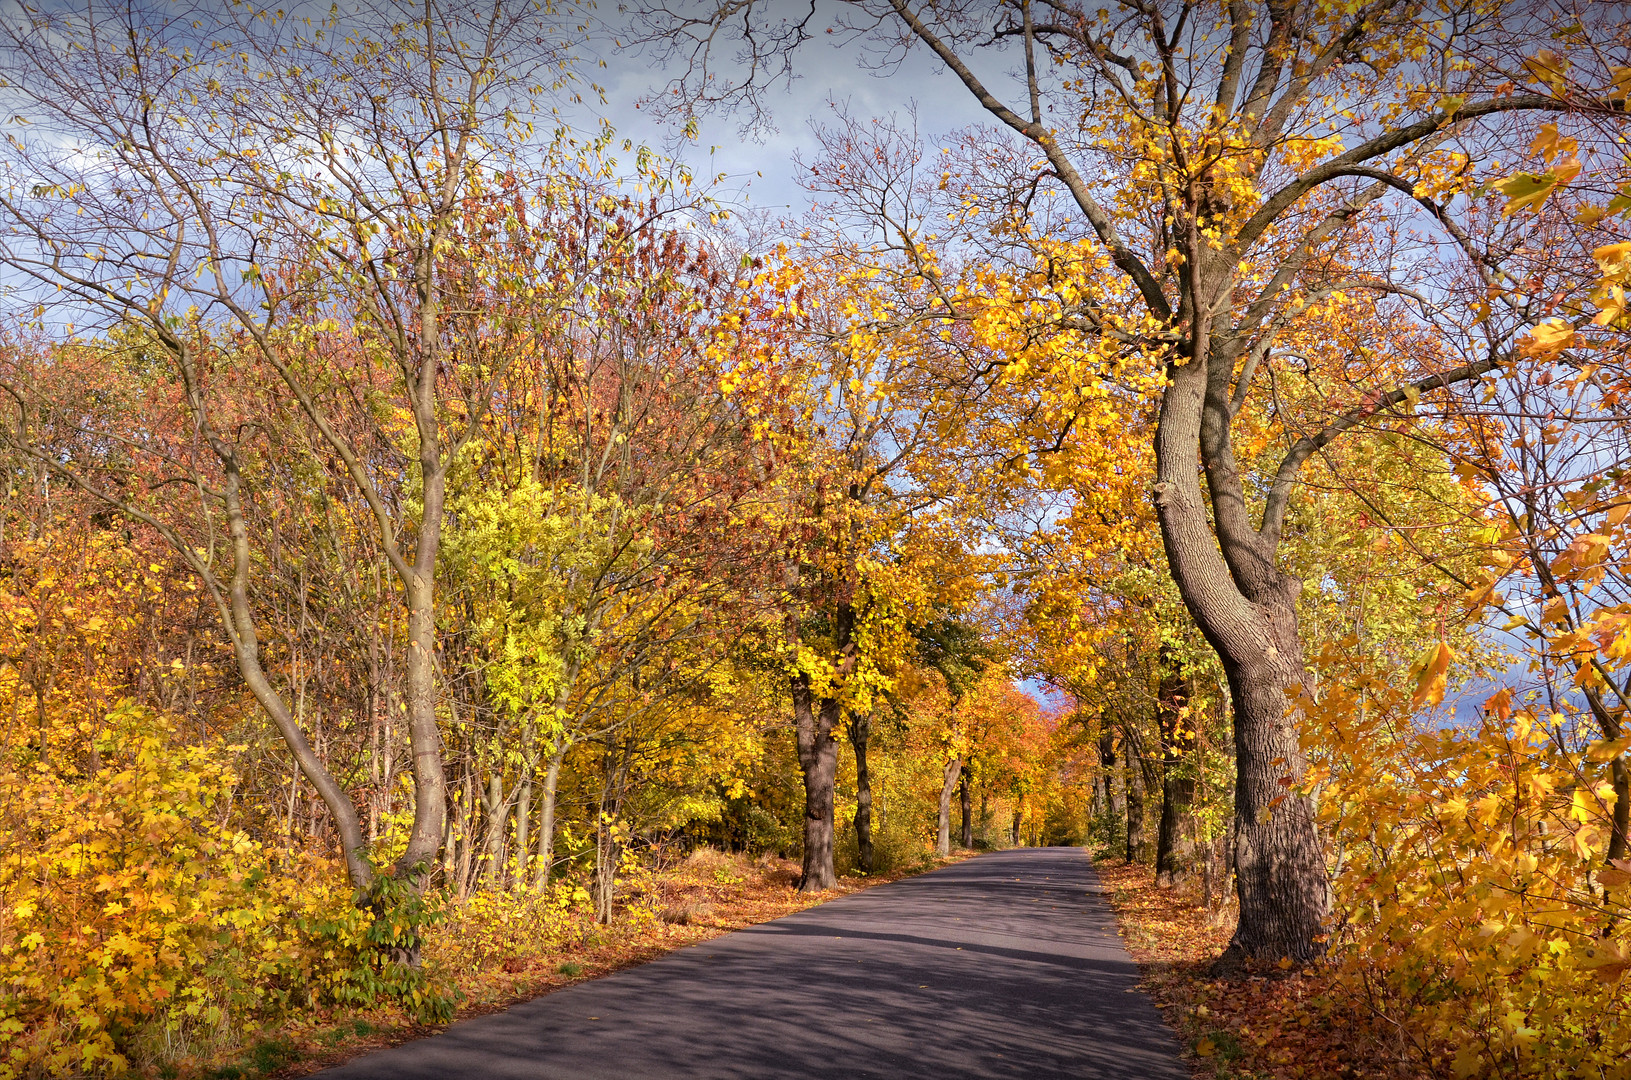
[1094,859,1445,1080]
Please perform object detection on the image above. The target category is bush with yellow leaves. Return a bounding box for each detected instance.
[0,702,296,1073]
[1306,646,1629,1079]
[0,702,455,1077]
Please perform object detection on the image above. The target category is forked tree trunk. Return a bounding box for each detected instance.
[792,673,839,891]
[936,756,960,857]
[1154,342,1329,966]
[850,712,875,874]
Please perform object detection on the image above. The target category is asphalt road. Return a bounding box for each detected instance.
[315,847,1190,1079]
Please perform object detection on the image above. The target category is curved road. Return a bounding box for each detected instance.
[316,847,1189,1079]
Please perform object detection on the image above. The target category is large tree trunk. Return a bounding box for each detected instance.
[1153,337,1329,966]
[850,712,874,874]
[936,755,960,857]
[1156,657,1200,887]
[793,673,839,891]
[959,765,973,849]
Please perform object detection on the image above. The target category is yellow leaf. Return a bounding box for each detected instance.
[1521,318,1575,356]
[1411,641,1455,707]
[1195,1039,1216,1058]
[1494,172,1564,215]
[1586,736,1631,763]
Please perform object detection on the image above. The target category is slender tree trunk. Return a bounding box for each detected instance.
[936,756,960,857]
[394,459,449,886]
[1099,728,1121,821]
[534,739,567,890]
[1584,686,1630,861]
[593,733,635,923]
[959,766,973,849]
[1011,808,1022,846]
[1611,756,1630,863]
[1126,751,1148,864]
[480,771,507,889]
[792,673,839,891]
[849,712,874,874]
[455,771,476,900]
[1156,659,1200,887]
[514,722,535,892]
[217,458,372,888]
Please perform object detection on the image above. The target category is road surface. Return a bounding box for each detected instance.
[315,847,1189,1079]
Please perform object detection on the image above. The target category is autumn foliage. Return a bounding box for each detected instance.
[2,1,1631,1078]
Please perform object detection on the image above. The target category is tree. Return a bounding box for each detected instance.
[915,616,992,856]
[731,239,991,891]
[631,0,1631,963]
[0,1,688,904]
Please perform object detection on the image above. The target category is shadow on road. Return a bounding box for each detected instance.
[315,847,1188,1080]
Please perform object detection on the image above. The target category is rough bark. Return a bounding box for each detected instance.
[1153,322,1330,966]
[849,712,875,874]
[936,756,961,857]
[793,672,840,891]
